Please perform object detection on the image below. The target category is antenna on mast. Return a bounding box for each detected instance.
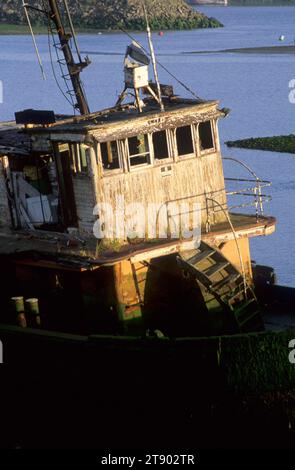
[115,5,165,113]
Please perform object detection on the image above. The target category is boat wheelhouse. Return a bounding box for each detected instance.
[4,1,295,410]
[0,91,274,337]
[0,0,278,340]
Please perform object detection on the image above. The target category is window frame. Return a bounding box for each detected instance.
[151,129,173,165]
[100,139,124,175]
[173,124,196,161]
[197,120,216,156]
[70,143,90,176]
[96,121,215,177]
[126,133,152,171]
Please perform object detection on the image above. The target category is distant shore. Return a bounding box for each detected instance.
[226,135,295,154]
[223,45,295,54]
[0,24,107,35]
[187,45,295,54]
[0,24,221,35]
[0,14,222,35]
[0,24,152,35]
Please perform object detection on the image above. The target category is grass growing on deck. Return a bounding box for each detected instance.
[226,135,295,154]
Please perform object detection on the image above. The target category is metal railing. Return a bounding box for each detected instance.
[153,156,272,238]
[223,157,271,219]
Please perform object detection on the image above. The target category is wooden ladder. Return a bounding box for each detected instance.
[177,242,264,333]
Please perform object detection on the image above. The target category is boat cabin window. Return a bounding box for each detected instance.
[7,150,62,231]
[70,144,89,174]
[199,121,214,152]
[176,125,194,157]
[152,130,169,161]
[128,134,150,167]
[101,141,121,171]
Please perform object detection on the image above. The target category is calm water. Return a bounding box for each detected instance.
[1,6,295,285]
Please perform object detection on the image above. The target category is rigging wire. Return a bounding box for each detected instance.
[22,0,46,80]
[42,0,75,109]
[47,20,76,111]
[61,1,91,114]
[62,0,83,63]
[142,1,164,111]
[43,1,76,113]
[106,12,203,101]
[45,0,90,114]
[25,1,201,109]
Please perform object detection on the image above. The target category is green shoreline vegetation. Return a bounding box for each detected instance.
[226,135,295,154]
[0,0,222,33]
[0,24,47,34]
[0,23,102,35]
[0,16,221,35]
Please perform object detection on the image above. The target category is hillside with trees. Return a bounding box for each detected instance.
[230,1,295,4]
[0,0,222,31]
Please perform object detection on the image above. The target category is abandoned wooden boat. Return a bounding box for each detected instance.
[0,0,294,396]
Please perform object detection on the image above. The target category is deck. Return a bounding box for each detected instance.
[0,212,276,270]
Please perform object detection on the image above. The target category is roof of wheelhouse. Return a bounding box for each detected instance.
[0,97,225,155]
[27,97,224,136]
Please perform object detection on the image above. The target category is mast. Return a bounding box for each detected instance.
[47,0,90,115]
[142,3,164,112]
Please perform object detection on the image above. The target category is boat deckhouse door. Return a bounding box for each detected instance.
[54,143,78,229]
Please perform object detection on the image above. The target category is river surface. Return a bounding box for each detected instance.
[1,6,295,285]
